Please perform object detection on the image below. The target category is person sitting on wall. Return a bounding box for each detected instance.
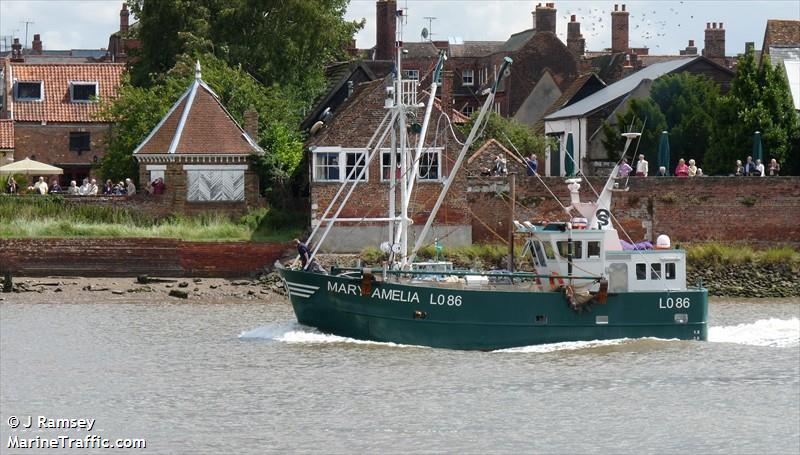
[525,154,538,176]
[67,180,79,195]
[696,168,705,177]
[152,177,165,195]
[675,158,689,177]
[618,158,633,177]
[734,160,744,176]
[294,239,311,270]
[768,158,780,176]
[49,180,62,194]
[687,159,698,177]
[125,178,136,196]
[103,179,114,195]
[6,176,18,194]
[88,179,99,196]
[143,181,154,195]
[78,178,90,195]
[114,181,127,195]
[31,176,48,195]
[493,154,508,176]
[744,156,757,176]
[656,166,668,176]
[635,154,648,176]
[755,159,765,177]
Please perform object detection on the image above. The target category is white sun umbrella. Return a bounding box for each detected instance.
[0,158,63,175]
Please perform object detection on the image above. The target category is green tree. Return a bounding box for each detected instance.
[98,55,305,202]
[127,0,363,100]
[601,98,667,171]
[650,73,720,170]
[460,112,549,157]
[705,48,800,175]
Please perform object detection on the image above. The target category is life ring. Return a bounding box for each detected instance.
[549,272,565,291]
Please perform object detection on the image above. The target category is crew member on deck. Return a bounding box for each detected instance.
[295,239,311,270]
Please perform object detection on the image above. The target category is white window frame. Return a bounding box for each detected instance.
[146,164,166,183]
[462,69,474,86]
[380,148,400,182]
[14,81,44,101]
[402,69,419,81]
[417,148,443,182]
[312,147,369,183]
[69,81,99,103]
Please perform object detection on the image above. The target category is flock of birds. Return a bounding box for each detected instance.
[560,1,705,52]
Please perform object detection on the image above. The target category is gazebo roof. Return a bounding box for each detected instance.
[134,62,263,157]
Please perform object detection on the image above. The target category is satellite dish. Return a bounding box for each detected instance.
[421,27,429,39]
[309,121,324,135]
[391,243,403,254]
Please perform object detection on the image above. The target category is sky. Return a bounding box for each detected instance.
[0,0,798,56]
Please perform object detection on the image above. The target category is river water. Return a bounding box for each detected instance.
[1,296,798,454]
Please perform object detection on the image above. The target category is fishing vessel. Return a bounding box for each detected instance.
[277,16,707,350]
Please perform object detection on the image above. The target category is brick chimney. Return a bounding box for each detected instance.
[703,22,725,63]
[440,70,454,119]
[611,4,629,53]
[375,0,397,61]
[31,34,43,54]
[243,108,259,141]
[120,3,130,33]
[567,14,585,57]
[680,39,698,56]
[533,3,557,34]
[10,38,23,62]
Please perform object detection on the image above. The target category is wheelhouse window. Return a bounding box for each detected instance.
[417,149,441,181]
[556,241,582,259]
[312,148,367,182]
[665,262,677,280]
[15,81,43,101]
[542,241,556,260]
[69,132,91,153]
[70,82,98,102]
[462,69,474,86]
[587,241,601,259]
[635,263,647,280]
[532,241,547,267]
[650,263,662,280]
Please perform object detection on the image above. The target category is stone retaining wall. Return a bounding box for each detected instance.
[0,238,293,278]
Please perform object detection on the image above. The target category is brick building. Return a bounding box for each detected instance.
[107,3,141,63]
[133,63,264,216]
[1,58,125,185]
[306,75,470,252]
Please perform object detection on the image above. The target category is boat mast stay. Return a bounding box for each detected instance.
[407,56,513,266]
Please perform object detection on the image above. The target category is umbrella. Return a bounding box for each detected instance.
[565,132,575,177]
[752,131,763,163]
[657,131,670,176]
[0,158,63,176]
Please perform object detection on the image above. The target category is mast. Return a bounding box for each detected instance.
[409,57,513,264]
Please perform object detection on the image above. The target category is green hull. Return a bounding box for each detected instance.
[278,268,708,350]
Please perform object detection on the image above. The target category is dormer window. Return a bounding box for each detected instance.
[70,82,98,102]
[15,81,43,101]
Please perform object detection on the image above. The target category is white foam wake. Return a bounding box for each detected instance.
[496,338,638,353]
[709,318,800,348]
[238,323,420,348]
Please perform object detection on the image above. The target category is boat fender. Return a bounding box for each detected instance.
[361,269,375,296]
[564,285,575,310]
[596,279,608,305]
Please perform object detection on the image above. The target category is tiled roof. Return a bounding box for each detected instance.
[0,120,13,150]
[134,71,263,156]
[9,63,125,122]
[534,73,605,132]
[468,139,523,164]
[449,41,503,58]
[763,20,800,49]
[498,29,535,53]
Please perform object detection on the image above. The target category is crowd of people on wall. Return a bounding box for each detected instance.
[734,156,780,176]
[617,154,781,177]
[4,176,167,196]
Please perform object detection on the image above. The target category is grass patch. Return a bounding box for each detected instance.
[0,196,305,242]
[686,242,799,266]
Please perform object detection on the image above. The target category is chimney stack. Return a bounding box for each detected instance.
[611,4,630,53]
[440,70,454,119]
[703,21,725,64]
[243,108,259,141]
[375,0,397,61]
[10,38,23,62]
[120,3,130,33]
[534,3,557,34]
[567,14,586,57]
[680,39,698,56]
[31,34,43,54]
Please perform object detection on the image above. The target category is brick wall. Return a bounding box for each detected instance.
[14,122,111,174]
[468,176,800,245]
[0,238,292,277]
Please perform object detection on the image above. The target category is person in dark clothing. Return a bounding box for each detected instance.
[525,154,538,176]
[295,239,311,270]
